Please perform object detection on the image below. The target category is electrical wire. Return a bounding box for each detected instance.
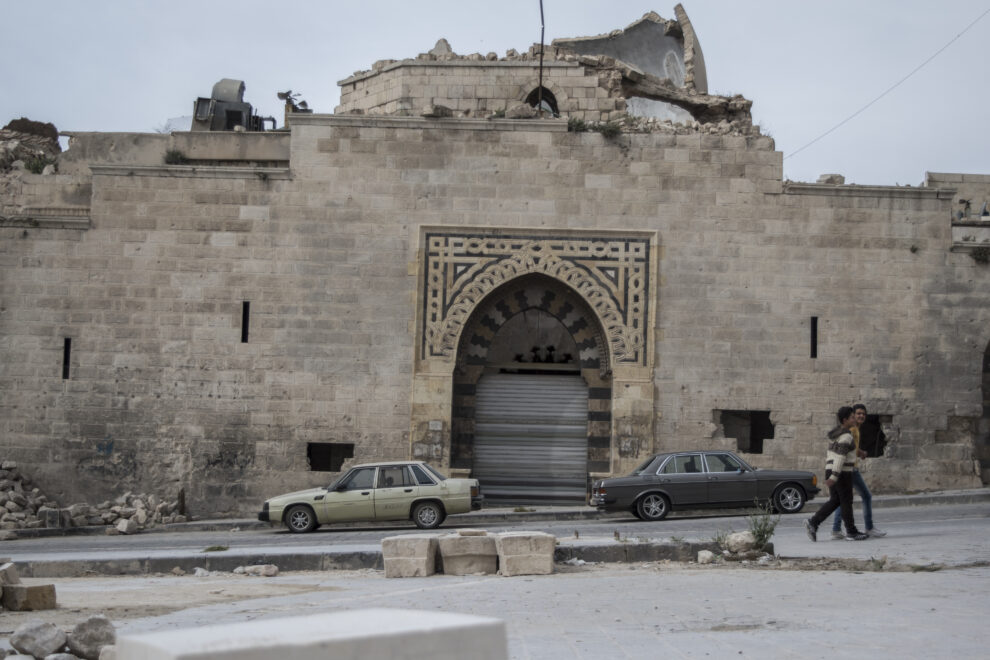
[785,6,990,161]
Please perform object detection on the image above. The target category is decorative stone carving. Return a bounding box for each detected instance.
[422,230,652,367]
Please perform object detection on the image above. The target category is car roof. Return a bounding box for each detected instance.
[349,460,425,469]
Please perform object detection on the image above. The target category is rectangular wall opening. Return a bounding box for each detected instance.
[241,301,250,343]
[62,337,72,379]
[307,442,354,472]
[716,410,774,454]
[859,414,890,457]
[810,316,818,358]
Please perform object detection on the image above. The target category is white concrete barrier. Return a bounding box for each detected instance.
[382,533,440,578]
[494,531,556,576]
[115,608,507,660]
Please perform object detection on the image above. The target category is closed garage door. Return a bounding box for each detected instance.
[473,373,589,504]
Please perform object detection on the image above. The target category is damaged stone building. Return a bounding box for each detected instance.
[1,6,988,516]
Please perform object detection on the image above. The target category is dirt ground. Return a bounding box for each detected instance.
[0,570,361,639]
[1,555,962,640]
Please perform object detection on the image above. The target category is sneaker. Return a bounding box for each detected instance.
[805,519,817,542]
[844,532,869,541]
[830,530,844,540]
[867,527,887,538]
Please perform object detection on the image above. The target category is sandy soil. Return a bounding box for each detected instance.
[0,570,360,637]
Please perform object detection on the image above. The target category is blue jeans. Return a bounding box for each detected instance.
[832,470,873,532]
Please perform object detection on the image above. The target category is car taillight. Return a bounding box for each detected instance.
[593,486,606,497]
[471,485,479,497]
[811,475,818,487]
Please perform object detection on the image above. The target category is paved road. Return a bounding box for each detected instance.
[4,497,989,659]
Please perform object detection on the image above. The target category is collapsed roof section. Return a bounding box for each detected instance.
[334,5,754,135]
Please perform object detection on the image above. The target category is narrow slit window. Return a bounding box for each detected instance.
[241,301,250,343]
[62,337,71,379]
[810,316,818,358]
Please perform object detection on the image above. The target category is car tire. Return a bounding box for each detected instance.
[636,493,670,521]
[412,501,445,529]
[285,505,317,533]
[771,484,806,514]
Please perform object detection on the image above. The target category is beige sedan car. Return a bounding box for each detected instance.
[258,461,483,533]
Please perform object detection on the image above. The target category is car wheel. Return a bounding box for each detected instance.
[636,493,670,521]
[285,505,317,533]
[772,484,806,514]
[412,501,445,529]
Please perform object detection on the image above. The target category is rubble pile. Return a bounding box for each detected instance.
[6,616,116,660]
[0,461,186,535]
[0,118,60,173]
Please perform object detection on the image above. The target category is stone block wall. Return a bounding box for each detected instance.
[337,61,623,121]
[1,115,986,514]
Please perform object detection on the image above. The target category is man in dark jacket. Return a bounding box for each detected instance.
[805,406,868,541]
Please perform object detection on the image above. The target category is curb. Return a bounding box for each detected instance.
[13,540,727,578]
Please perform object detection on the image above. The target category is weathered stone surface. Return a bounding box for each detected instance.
[115,518,138,534]
[724,531,758,554]
[10,619,67,657]
[3,583,57,611]
[438,532,497,575]
[382,534,439,578]
[233,564,279,577]
[494,532,555,576]
[697,550,716,564]
[1,560,22,584]
[67,614,117,660]
[98,645,117,660]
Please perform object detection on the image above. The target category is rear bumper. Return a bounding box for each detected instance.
[471,495,484,510]
[257,502,270,522]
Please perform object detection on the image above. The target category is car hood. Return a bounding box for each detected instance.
[266,487,327,503]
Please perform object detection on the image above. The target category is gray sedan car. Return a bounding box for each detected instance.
[590,451,819,521]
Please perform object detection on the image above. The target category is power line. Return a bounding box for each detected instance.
[785,6,990,161]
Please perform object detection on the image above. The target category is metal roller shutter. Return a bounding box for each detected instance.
[473,373,589,504]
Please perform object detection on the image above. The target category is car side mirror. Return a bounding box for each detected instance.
[334,484,348,492]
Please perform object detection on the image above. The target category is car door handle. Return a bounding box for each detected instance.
[360,491,370,495]
[404,488,413,492]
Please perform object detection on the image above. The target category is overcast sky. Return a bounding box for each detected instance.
[2,0,987,185]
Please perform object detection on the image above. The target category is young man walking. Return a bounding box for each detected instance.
[805,406,869,541]
[830,403,887,539]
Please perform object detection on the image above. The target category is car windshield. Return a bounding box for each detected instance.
[631,456,661,475]
[422,463,448,481]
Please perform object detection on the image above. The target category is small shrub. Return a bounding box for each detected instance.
[567,117,587,132]
[594,121,622,139]
[24,155,56,174]
[711,528,731,550]
[747,499,780,549]
[164,149,189,165]
[970,246,990,264]
[203,545,229,552]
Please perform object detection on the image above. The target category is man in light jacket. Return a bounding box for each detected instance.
[805,406,869,541]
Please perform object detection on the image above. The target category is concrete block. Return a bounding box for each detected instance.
[381,534,439,578]
[494,532,556,576]
[2,583,57,611]
[438,531,497,575]
[1,561,22,584]
[114,608,507,660]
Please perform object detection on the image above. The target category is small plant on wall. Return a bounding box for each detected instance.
[164,149,189,165]
[969,246,990,264]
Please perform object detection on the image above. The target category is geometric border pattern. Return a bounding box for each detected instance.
[423,229,651,366]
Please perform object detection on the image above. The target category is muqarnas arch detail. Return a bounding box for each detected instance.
[422,229,652,368]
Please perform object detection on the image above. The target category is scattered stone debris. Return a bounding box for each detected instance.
[0,461,186,534]
[233,564,279,577]
[1,559,57,612]
[6,615,116,660]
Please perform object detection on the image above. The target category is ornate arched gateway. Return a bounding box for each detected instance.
[410,228,658,504]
